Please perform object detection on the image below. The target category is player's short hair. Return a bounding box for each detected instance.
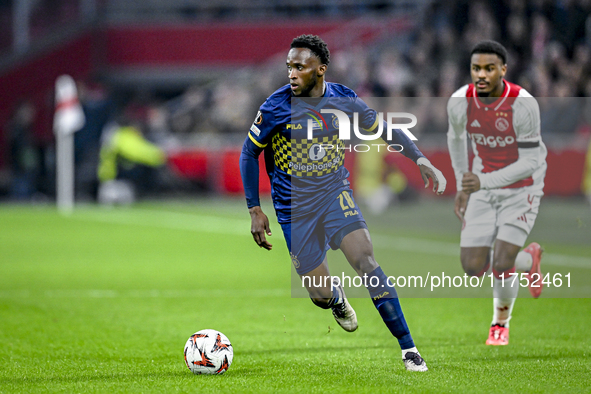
[471,40,508,65]
[291,34,330,65]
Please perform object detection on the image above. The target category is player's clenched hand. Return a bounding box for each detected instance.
[461,172,481,194]
[454,190,469,222]
[417,158,447,195]
[248,206,273,250]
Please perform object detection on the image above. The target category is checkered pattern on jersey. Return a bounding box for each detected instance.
[272,133,345,177]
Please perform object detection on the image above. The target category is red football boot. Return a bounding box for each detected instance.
[486,324,509,346]
[524,242,543,298]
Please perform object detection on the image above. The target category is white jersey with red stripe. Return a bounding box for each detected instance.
[447,80,546,193]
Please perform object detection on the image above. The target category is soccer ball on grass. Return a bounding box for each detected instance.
[184,329,233,375]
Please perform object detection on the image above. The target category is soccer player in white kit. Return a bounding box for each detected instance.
[447,40,546,346]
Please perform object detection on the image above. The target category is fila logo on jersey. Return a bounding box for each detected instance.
[470,119,481,128]
[470,133,515,148]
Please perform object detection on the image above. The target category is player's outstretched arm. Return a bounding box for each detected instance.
[248,206,273,250]
[416,157,447,195]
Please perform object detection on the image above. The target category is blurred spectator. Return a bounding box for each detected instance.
[172,1,591,135]
[146,103,179,150]
[75,79,114,200]
[7,100,40,200]
[96,1,591,144]
[97,114,166,204]
[375,48,413,97]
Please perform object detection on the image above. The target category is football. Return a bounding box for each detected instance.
[183,329,233,375]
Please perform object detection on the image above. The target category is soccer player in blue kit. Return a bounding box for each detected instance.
[240,35,446,372]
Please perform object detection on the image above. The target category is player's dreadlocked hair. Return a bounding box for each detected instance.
[291,34,330,65]
[471,40,508,65]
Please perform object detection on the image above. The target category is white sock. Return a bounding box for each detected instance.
[515,250,533,272]
[492,275,519,327]
[402,346,419,359]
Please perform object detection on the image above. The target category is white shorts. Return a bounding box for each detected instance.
[460,188,543,248]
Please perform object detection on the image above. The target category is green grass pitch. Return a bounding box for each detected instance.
[1,197,590,393]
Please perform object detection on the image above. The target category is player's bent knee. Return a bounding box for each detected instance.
[492,249,519,274]
[463,266,486,277]
[460,248,490,277]
[461,258,489,277]
[492,259,515,276]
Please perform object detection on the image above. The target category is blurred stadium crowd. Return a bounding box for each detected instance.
[174,0,591,137]
[2,0,591,201]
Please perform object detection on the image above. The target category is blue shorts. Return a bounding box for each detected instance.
[280,188,367,275]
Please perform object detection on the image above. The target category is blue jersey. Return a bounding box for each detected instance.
[240,82,424,224]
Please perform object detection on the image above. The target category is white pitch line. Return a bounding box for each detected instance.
[71,208,591,270]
